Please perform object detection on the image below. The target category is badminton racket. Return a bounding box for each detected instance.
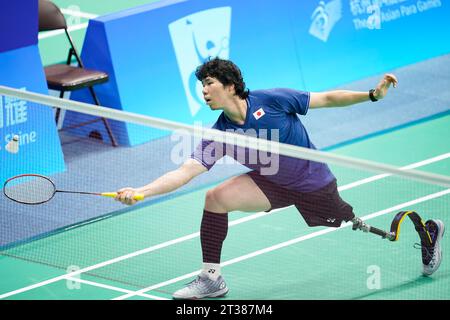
[3,174,144,205]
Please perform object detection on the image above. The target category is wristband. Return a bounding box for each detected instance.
[369,89,378,102]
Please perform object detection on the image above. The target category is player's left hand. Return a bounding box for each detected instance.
[373,74,398,100]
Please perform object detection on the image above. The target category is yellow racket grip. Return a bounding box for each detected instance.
[101,192,145,201]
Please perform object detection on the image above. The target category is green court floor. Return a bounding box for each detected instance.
[1,114,448,300]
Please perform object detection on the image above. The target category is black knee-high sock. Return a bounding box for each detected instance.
[200,210,228,264]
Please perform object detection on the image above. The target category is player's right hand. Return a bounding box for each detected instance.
[115,187,140,206]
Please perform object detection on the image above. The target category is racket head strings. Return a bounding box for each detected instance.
[3,174,57,205]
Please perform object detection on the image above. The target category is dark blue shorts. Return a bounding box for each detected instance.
[247,171,355,228]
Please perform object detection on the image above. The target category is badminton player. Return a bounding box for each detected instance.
[116,58,444,299]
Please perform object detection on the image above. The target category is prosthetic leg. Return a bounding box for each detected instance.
[351,211,432,247]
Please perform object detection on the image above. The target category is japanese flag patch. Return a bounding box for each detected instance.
[253,107,265,120]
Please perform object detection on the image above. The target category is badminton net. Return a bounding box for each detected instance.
[0,84,449,297]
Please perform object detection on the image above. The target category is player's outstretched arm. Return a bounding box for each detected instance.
[115,159,207,205]
[309,73,398,108]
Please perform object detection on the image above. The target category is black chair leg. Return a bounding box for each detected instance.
[88,86,118,147]
[55,90,65,125]
[101,117,118,147]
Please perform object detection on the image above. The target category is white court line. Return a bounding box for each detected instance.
[339,153,450,191]
[38,10,99,40]
[60,9,98,19]
[65,277,168,300]
[38,23,90,40]
[113,188,450,300]
[0,154,448,299]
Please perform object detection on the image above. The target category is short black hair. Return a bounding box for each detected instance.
[195,58,249,99]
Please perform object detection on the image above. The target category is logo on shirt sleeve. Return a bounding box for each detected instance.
[253,107,265,120]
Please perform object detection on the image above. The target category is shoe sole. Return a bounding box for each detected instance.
[172,287,229,300]
[423,219,445,276]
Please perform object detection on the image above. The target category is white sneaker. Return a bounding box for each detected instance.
[172,274,228,300]
[421,219,445,276]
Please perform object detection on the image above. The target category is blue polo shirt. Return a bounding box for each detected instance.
[192,88,335,192]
